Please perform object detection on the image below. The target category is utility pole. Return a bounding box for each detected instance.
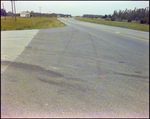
[14,1,17,21]
[11,0,14,18]
[2,2,6,20]
[39,7,41,18]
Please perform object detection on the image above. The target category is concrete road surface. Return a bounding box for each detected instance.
[1,18,149,118]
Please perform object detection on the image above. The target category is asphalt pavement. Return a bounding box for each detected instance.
[1,18,149,118]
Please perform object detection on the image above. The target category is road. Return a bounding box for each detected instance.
[1,18,149,118]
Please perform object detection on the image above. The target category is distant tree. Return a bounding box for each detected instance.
[140,18,149,24]
[108,14,111,18]
[30,11,34,17]
[111,17,116,21]
[112,6,149,22]
[83,14,102,18]
[118,10,122,20]
[102,16,105,19]
[140,18,147,24]
[102,14,107,19]
[1,9,6,16]
[112,10,118,19]
[135,17,139,21]
[128,19,132,22]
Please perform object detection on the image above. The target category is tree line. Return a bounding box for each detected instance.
[111,7,149,23]
[1,9,72,18]
[82,6,149,24]
[83,14,103,19]
[30,11,72,17]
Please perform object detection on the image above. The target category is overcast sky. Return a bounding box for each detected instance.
[1,1,149,16]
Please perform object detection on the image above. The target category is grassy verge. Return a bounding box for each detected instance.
[1,16,66,31]
[74,17,149,32]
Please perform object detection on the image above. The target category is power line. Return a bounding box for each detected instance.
[25,2,52,15]
[13,2,52,15]
[31,3,51,14]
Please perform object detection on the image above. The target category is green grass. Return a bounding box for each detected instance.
[1,16,66,31]
[74,17,149,32]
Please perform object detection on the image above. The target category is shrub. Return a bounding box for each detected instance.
[128,19,132,22]
[147,18,149,24]
[105,17,111,21]
[102,16,105,19]
[135,17,139,21]
[140,18,147,24]
[111,17,116,21]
